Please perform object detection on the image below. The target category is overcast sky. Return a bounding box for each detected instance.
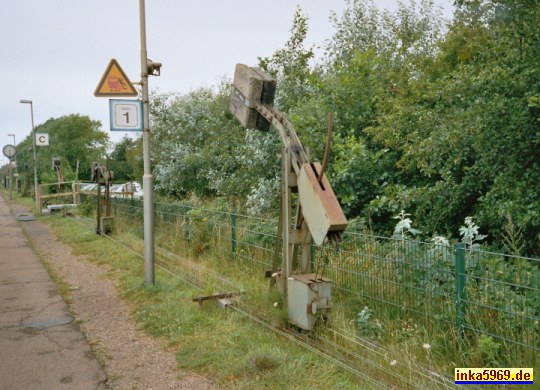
[1,0,453,163]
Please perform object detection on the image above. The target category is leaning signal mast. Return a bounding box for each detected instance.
[230,64,348,330]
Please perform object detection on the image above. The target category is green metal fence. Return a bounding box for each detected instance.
[108,197,539,366]
[317,231,539,357]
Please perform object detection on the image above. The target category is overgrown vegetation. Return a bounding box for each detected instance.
[105,0,540,256]
[35,208,371,388]
[11,114,108,185]
[106,196,539,378]
[3,0,539,387]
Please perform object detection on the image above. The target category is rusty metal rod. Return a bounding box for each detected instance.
[319,112,333,185]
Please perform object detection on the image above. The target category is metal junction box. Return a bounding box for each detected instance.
[287,273,332,330]
[99,216,114,235]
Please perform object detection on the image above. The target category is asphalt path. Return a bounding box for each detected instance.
[0,193,107,389]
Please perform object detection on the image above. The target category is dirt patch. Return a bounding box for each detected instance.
[17,209,214,390]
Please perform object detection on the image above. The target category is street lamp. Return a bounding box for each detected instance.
[19,99,40,214]
[7,133,18,192]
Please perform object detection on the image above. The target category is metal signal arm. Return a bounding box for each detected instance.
[230,64,348,300]
[254,102,308,173]
[230,63,348,330]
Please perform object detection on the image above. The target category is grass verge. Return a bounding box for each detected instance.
[36,212,370,389]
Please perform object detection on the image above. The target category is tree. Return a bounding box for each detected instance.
[109,136,137,181]
[15,114,108,184]
[150,84,281,207]
[365,0,540,252]
[313,0,446,229]
[143,0,540,254]
[258,6,314,112]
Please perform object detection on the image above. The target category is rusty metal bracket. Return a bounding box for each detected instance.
[192,292,244,308]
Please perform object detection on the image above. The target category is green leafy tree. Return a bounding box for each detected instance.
[258,6,314,112]
[366,0,540,252]
[143,0,540,254]
[15,114,108,184]
[150,84,281,209]
[109,135,137,181]
[310,0,446,232]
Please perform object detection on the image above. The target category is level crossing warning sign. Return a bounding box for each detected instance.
[94,59,138,97]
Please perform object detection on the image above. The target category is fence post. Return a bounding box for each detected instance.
[455,243,467,339]
[231,212,237,259]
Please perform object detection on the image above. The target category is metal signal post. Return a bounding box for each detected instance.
[94,1,160,286]
[139,0,162,286]
[230,64,348,330]
[139,0,154,286]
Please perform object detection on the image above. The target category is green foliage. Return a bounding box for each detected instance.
[149,84,283,214]
[182,209,211,256]
[393,210,421,240]
[108,135,137,181]
[78,197,95,217]
[459,216,487,249]
[359,0,540,253]
[476,334,501,366]
[15,114,108,184]
[142,0,539,255]
[258,6,314,112]
[356,306,383,336]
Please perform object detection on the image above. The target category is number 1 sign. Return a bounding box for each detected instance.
[109,99,143,131]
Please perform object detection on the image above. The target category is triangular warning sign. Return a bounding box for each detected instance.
[94,59,138,97]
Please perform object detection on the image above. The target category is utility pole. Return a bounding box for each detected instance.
[93,2,159,286]
[139,0,160,286]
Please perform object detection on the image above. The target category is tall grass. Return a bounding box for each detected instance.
[77,195,540,386]
[41,212,377,389]
[109,199,459,386]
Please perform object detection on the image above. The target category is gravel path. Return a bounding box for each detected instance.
[16,206,215,390]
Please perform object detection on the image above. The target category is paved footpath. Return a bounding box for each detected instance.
[0,193,107,389]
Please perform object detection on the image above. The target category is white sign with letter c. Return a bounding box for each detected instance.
[36,133,49,146]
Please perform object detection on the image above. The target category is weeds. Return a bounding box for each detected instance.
[39,194,538,386]
[41,212,367,388]
[459,216,487,249]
